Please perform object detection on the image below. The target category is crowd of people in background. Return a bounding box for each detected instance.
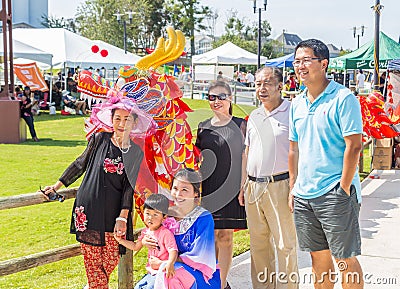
[11,63,389,115]
[13,68,92,115]
[233,70,255,87]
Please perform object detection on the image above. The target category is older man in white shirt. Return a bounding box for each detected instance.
[239,67,298,289]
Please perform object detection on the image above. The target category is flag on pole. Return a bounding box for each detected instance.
[189,65,193,78]
[14,62,49,92]
[181,65,185,73]
[173,64,179,76]
[163,64,170,75]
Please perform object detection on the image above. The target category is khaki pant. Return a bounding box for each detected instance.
[244,179,299,289]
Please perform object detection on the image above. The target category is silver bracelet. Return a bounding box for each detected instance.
[115,217,127,223]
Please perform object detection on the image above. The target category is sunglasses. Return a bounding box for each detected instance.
[40,186,65,202]
[206,93,229,101]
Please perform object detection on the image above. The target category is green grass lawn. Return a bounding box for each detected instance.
[0,98,372,288]
[0,99,255,289]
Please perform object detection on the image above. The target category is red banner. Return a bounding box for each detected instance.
[13,62,49,92]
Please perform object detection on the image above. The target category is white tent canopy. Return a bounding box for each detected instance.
[192,41,268,65]
[13,58,52,70]
[0,37,53,65]
[12,28,140,69]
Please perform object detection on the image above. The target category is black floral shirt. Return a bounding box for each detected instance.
[60,132,143,246]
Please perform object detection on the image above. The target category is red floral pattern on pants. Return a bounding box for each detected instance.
[81,233,120,289]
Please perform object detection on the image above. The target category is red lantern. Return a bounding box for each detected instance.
[91,45,100,53]
[100,49,108,57]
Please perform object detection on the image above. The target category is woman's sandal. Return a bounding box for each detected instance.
[224,282,232,289]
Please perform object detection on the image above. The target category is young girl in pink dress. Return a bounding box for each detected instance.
[115,194,178,287]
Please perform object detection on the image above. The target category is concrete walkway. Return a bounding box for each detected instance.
[228,169,400,288]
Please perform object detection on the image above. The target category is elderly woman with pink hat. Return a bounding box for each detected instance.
[41,96,156,289]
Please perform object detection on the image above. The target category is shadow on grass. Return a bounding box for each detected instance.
[34,113,87,123]
[18,139,87,147]
[360,172,370,181]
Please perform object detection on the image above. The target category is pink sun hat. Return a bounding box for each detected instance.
[90,95,157,138]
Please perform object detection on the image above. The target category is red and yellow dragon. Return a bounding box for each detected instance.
[358,91,400,140]
[76,27,199,220]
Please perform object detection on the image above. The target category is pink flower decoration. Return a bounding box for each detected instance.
[117,162,124,175]
[163,217,178,233]
[77,212,87,224]
[74,206,88,232]
[109,95,120,104]
[91,45,100,53]
[104,158,117,173]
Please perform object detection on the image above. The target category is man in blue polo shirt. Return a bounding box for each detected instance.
[289,39,364,288]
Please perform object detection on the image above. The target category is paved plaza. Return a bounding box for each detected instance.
[229,170,400,288]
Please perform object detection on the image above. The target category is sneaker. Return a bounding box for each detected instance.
[78,111,83,115]
[33,137,40,142]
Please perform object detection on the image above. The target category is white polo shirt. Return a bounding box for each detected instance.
[245,99,290,177]
[357,73,366,88]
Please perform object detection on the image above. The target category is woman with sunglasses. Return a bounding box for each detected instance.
[195,81,247,289]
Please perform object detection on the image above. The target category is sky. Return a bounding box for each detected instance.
[49,0,400,51]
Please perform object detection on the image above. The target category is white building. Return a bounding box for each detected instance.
[274,32,303,55]
[326,43,341,58]
[195,35,213,55]
[274,32,341,58]
[11,0,48,28]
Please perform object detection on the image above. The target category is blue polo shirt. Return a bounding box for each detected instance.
[289,81,363,202]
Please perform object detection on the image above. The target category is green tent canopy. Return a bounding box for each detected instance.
[329,32,400,70]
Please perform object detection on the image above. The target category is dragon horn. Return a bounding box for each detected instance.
[149,27,177,69]
[152,30,186,69]
[135,37,165,70]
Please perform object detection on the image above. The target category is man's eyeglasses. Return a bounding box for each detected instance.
[292,57,323,67]
[206,93,228,101]
[40,186,65,202]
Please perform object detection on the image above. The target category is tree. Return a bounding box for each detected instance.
[166,0,210,56]
[339,48,352,56]
[214,12,280,60]
[262,39,284,58]
[74,0,170,54]
[76,0,127,50]
[213,34,257,54]
[224,10,246,36]
[40,15,76,32]
[68,0,212,57]
[133,0,171,52]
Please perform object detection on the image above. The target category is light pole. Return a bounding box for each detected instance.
[372,0,384,91]
[251,0,267,69]
[352,25,365,49]
[114,10,133,54]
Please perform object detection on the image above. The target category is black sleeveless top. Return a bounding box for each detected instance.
[195,116,247,229]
